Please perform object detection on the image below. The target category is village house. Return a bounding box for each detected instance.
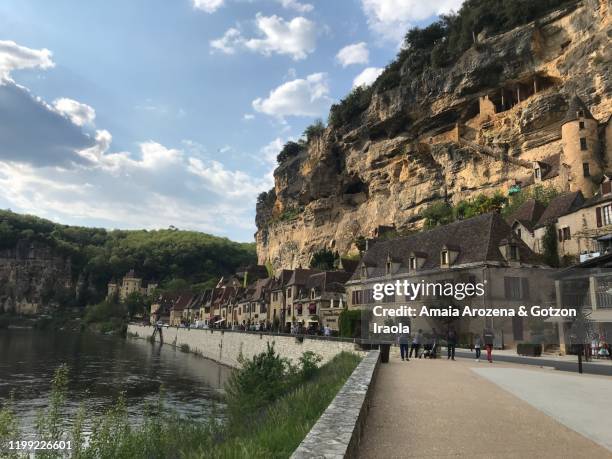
[284,269,321,327]
[269,269,294,327]
[293,271,352,332]
[169,293,193,326]
[346,213,555,349]
[107,269,157,302]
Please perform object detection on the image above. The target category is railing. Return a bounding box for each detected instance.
[596,292,612,308]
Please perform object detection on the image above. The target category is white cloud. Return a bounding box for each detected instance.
[192,0,225,13]
[211,14,317,60]
[210,28,242,55]
[336,42,369,67]
[260,137,284,165]
[353,67,384,87]
[0,40,54,81]
[361,0,464,43]
[278,0,314,13]
[252,73,333,119]
[243,113,255,120]
[52,98,96,126]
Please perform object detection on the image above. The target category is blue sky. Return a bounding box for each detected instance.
[0,0,462,241]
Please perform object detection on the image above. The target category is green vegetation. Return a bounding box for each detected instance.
[303,119,325,144]
[502,184,560,217]
[309,249,337,271]
[339,309,362,338]
[276,141,305,164]
[0,347,360,459]
[327,0,574,128]
[421,192,506,228]
[0,209,256,309]
[543,224,560,267]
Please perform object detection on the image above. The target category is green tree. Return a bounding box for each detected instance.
[421,201,454,228]
[303,119,325,143]
[124,292,147,319]
[543,224,560,267]
[310,249,337,271]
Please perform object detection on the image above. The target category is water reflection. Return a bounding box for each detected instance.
[0,329,231,437]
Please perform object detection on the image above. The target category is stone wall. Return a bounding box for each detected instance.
[127,323,364,368]
[292,350,380,459]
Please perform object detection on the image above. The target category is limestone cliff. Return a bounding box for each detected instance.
[256,0,612,271]
[0,240,72,315]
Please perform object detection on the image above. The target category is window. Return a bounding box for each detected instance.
[441,251,449,265]
[580,137,588,151]
[509,245,519,260]
[579,121,585,129]
[602,181,612,195]
[583,162,590,177]
[361,265,367,278]
[311,289,316,299]
[600,205,612,226]
[516,228,522,239]
[534,168,540,179]
[287,287,292,299]
[562,227,571,241]
[409,257,416,270]
[504,277,529,300]
[386,261,392,274]
[577,109,585,118]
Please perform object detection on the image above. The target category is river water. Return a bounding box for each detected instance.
[0,328,231,438]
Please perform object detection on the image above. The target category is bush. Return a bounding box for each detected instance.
[180,343,190,353]
[338,309,362,338]
[328,85,373,127]
[309,248,337,271]
[517,343,542,357]
[277,141,305,164]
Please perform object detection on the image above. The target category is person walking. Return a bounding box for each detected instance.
[447,327,457,360]
[484,328,495,363]
[398,331,410,361]
[409,329,423,358]
[474,334,482,362]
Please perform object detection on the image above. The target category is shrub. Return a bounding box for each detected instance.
[338,309,362,338]
[517,343,542,357]
[328,85,373,127]
[180,343,190,353]
[309,248,337,271]
[277,141,305,164]
[303,119,325,144]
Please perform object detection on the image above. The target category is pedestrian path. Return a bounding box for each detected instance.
[358,357,611,458]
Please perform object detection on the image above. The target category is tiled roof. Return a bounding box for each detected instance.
[338,258,359,274]
[305,271,352,292]
[287,268,321,286]
[535,191,584,228]
[539,153,561,181]
[562,95,595,124]
[507,199,546,232]
[350,212,543,281]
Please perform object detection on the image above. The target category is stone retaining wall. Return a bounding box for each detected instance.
[127,323,364,368]
[291,350,381,459]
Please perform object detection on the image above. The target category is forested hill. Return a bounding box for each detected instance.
[0,209,256,311]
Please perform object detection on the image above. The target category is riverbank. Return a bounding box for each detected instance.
[128,323,364,368]
[0,341,361,458]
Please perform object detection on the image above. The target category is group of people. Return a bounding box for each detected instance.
[397,327,496,363]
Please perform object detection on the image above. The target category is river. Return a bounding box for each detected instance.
[0,328,231,439]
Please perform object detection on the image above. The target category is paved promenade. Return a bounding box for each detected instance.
[358,353,612,458]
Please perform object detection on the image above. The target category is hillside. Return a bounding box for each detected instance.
[255,0,612,271]
[0,210,256,314]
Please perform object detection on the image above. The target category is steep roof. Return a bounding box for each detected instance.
[350,212,542,281]
[287,268,321,287]
[562,95,595,124]
[507,199,546,232]
[539,153,561,181]
[305,271,352,292]
[535,191,584,228]
[338,258,359,274]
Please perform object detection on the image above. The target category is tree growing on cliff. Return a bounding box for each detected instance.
[276,141,305,164]
[422,202,454,228]
[303,119,325,144]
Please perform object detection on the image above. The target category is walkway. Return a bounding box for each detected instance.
[358,354,612,458]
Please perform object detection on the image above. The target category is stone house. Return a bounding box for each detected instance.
[346,213,555,349]
[107,269,157,302]
[284,269,321,326]
[269,269,294,326]
[169,293,193,326]
[292,271,352,331]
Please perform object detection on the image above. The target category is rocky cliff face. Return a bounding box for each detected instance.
[0,240,72,315]
[256,0,612,271]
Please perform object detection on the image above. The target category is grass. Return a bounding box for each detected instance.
[0,349,361,459]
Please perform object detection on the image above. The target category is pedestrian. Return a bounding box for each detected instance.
[447,327,457,360]
[474,334,482,362]
[484,328,495,363]
[398,331,410,361]
[409,329,423,358]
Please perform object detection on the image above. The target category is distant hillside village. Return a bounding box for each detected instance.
[118,97,612,355]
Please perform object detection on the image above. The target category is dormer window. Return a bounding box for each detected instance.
[509,244,519,260]
[441,250,449,265]
[409,257,417,270]
[361,265,367,278]
[386,261,392,274]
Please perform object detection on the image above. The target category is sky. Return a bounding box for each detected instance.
[0,0,463,242]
